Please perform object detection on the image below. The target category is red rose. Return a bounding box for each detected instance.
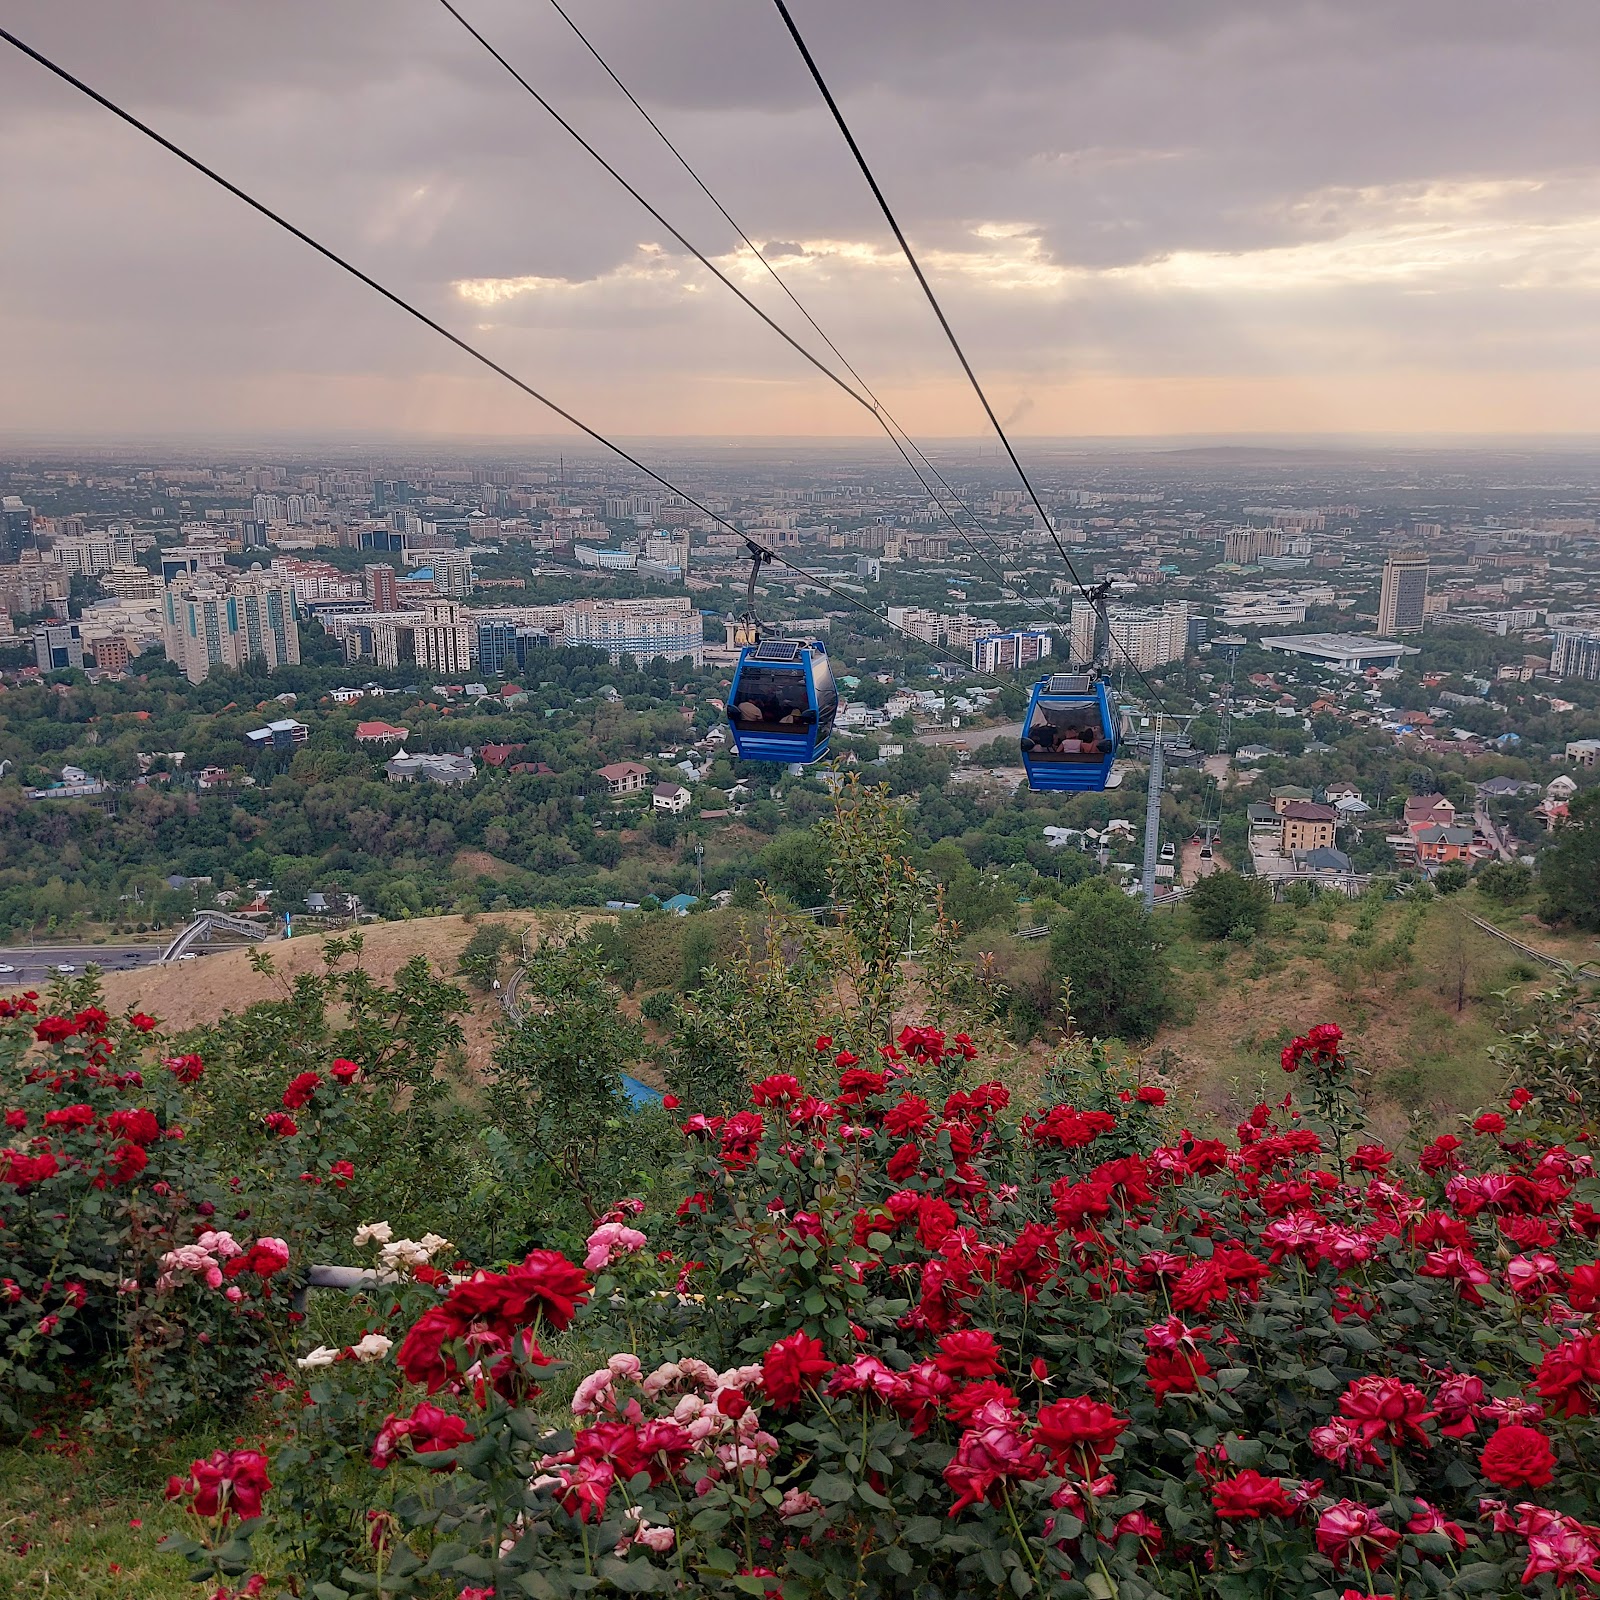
[1479,1424,1557,1489]
[934,1329,1004,1379]
[1533,1332,1600,1419]
[282,1072,321,1110]
[1210,1470,1296,1520]
[107,1142,148,1185]
[1569,1263,1600,1312]
[1472,1112,1506,1136]
[129,1012,158,1033]
[1135,1086,1166,1106]
[106,1108,161,1146]
[263,1113,298,1137]
[762,1329,835,1408]
[166,1449,271,1521]
[329,1058,360,1083]
[164,1054,204,1084]
[34,1016,79,1043]
[1315,1500,1402,1571]
[1033,1395,1127,1476]
[883,1141,919,1181]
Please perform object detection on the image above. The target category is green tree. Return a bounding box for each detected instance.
[1048,880,1175,1042]
[1477,858,1532,903]
[457,921,515,991]
[1433,861,1471,895]
[1186,871,1272,940]
[1538,788,1600,929]
[758,829,832,907]
[487,935,645,1224]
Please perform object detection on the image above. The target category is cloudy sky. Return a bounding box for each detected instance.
[4,0,1600,442]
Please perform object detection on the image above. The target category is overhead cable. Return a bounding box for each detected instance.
[438,0,1054,614]
[540,0,1038,600]
[766,0,1180,710]
[0,23,964,662]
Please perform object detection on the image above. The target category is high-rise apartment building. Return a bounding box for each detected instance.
[252,493,285,522]
[563,597,704,666]
[476,620,519,676]
[365,563,400,612]
[1377,553,1429,636]
[47,527,139,576]
[1222,528,1285,565]
[1,496,34,565]
[972,629,1053,675]
[414,599,475,676]
[1550,626,1600,681]
[162,571,301,683]
[1069,599,1190,671]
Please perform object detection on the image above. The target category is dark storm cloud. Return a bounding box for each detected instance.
[3,0,1600,436]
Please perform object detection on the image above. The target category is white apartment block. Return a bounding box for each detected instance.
[47,527,139,575]
[414,600,476,675]
[1069,599,1190,671]
[885,606,1000,651]
[563,597,704,666]
[162,572,301,684]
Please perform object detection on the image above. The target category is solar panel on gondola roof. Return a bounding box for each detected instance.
[752,641,805,662]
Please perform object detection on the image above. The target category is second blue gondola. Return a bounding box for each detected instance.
[1020,672,1119,791]
[726,639,838,764]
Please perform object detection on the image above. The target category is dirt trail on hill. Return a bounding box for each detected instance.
[97,913,604,1080]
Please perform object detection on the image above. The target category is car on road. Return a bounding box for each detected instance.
[0,963,13,974]
[54,964,77,974]
[177,953,198,962]
[1160,842,1176,863]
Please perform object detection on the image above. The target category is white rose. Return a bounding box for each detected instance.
[296,1346,339,1369]
[418,1233,452,1258]
[353,1221,394,1247]
[348,1332,393,1363]
[379,1239,430,1270]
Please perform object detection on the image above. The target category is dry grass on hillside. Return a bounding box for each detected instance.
[97,914,558,1079]
[1148,894,1569,1142]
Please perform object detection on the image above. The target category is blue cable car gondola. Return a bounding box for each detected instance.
[1020,671,1119,791]
[1020,581,1119,792]
[724,538,839,765]
[727,638,838,764]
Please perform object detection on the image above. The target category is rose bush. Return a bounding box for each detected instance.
[167,1021,1600,1599]
[0,984,370,1435]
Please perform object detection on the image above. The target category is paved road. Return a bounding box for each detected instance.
[1473,801,1516,863]
[0,944,172,983]
[916,721,1023,748]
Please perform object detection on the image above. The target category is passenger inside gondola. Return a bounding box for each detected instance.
[731,667,812,730]
[1023,709,1107,760]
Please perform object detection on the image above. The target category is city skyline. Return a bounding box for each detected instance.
[4,2,1600,441]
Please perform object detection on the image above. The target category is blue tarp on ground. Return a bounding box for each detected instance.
[622,1074,663,1108]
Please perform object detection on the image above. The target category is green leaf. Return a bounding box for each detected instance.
[810,1470,856,1503]
[1454,1562,1509,1593]
[598,1557,667,1593]
[904,1515,944,1545]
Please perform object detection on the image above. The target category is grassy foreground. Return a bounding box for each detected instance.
[0,1432,210,1598]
